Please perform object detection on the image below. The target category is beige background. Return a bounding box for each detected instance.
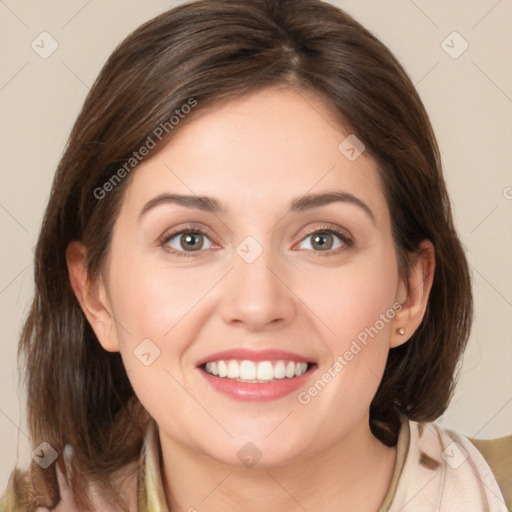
[1,0,511,492]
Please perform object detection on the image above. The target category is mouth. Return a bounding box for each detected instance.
[200,359,314,383]
[196,349,317,401]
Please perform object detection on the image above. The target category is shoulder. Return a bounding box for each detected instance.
[467,433,512,511]
[1,422,156,512]
[0,458,139,512]
[1,443,81,512]
[402,419,512,512]
[0,464,59,512]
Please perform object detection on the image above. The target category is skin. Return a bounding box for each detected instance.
[67,86,435,512]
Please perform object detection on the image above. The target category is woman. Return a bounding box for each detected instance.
[1,0,510,511]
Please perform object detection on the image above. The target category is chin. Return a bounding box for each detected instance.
[201,432,312,469]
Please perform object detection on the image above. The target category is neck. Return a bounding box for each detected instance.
[158,416,397,512]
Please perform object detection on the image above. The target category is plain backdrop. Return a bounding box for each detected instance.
[1,0,511,493]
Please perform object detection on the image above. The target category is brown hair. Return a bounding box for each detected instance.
[14,0,472,509]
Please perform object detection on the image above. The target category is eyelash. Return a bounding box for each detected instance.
[158,223,354,258]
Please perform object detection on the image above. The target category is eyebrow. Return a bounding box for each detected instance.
[138,190,375,224]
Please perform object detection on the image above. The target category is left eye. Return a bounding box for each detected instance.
[298,229,349,253]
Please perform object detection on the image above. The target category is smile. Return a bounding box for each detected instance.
[196,349,317,401]
[202,359,309,382]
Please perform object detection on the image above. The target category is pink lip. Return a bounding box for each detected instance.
[195,348,317,402]
[195,348,313,367]
[198,366,317,401]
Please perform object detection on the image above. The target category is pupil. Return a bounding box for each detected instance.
[183,233,201,250]
[313,233,332,250]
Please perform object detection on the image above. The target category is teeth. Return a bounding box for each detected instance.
[240,360,256,380]
[227,360,239,378]
[256,361,274,381]
[218,360,228,378]
[274,360,286,379]
[203,359,309,382]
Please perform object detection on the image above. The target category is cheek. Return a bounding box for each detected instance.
[105,261,197,421]
[306,249,399,349]
[108,250,216,340]
[300,247,398,405]
[105,254,220,389]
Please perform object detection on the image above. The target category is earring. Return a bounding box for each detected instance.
[397,327,405,335]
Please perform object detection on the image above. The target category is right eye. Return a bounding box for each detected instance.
[160,227,216,257]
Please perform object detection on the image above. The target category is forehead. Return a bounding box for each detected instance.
[120,87,388,224]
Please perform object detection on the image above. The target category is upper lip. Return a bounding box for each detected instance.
[195,348,314,367]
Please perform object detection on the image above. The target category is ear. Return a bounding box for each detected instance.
[391,239,435,348]
[66,240,120,352]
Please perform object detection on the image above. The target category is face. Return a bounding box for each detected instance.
[84,87,411,466]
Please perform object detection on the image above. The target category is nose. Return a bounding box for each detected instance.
[218,242,297,332]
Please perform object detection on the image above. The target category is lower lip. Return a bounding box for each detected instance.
[197,365,316,401]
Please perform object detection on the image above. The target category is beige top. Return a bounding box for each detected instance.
[1,416,511,511]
